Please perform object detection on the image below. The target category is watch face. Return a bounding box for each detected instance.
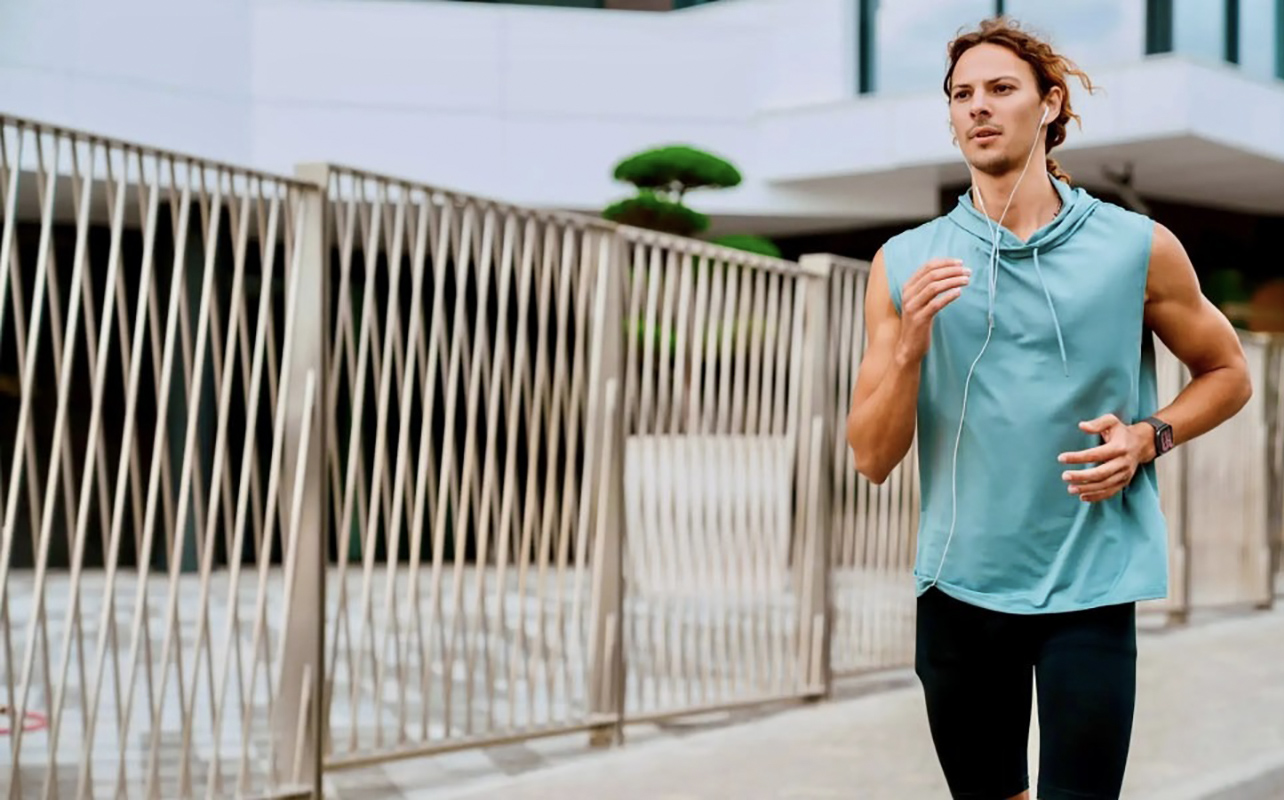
[1158,426,1174,453]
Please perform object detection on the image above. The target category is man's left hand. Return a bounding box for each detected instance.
[1058,414,1154,503]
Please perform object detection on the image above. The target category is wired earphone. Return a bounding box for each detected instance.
[926,102,1053,590]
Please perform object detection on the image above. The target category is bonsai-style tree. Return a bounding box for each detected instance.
[603,145,742,237]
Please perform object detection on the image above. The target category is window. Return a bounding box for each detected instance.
[1239,0,1282,80]
[1172,0,1229,64]
[1004,0,1144,70]
[1147,0,1282,80]
[862,0,997,96]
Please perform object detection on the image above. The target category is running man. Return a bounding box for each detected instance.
[845,17,1253,800]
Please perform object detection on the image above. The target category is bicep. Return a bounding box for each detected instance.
[1144,223,1245,376]
[850,249,902,412]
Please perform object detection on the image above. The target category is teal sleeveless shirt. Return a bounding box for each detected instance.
[882,175,1169,614]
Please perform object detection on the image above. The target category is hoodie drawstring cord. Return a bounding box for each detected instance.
[1031,247,1069,376]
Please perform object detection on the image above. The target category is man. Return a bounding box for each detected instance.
[845,17,1252,800]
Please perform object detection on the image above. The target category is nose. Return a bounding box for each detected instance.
[968,90,991,119]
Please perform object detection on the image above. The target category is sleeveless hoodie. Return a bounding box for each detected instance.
[883,174,1169,614]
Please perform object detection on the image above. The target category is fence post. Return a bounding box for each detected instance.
[586,227,627,747]
[1258,335,1280,609]
[797,255,834,699]
[274,163,329,795]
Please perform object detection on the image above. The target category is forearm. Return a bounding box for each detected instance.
[847,352,922,483]
[1132,362,1253,463]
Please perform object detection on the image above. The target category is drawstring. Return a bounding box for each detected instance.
[1031,247,1069,376]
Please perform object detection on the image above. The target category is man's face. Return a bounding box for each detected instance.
[948,43,1052,177]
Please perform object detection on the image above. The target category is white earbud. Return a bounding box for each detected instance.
[1041,105,1050,124]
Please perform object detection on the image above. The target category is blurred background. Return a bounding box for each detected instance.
[0,1,1282,799]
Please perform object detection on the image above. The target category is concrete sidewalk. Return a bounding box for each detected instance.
[328,603,1284,800]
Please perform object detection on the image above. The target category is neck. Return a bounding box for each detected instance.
[970,165,1062,240]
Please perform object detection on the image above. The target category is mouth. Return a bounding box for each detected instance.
[971,127,1001,142]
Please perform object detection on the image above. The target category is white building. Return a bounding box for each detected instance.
[2,0,1283,277]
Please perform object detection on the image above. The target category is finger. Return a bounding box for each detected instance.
[922,285,964,315]
[1069,470,1131,497]
[905,276,970,312]
[906,260,967,294]
[1079,484,1127,502]
[1058,442,1125,465]
[1078,414,1120,435]
[912,258,966,280]
[1063,458,1130,485]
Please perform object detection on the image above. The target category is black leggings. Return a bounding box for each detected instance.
[915,588,1137,800]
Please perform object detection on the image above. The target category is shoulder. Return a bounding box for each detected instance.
[874,216,951,313]
[1144,222,1198,302]
[881,216,952,284]
[1075,189,1156,245]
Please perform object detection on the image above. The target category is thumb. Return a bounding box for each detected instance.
[1079,414,1118,434]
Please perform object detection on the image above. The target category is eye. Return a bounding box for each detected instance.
[994,84,1014,93]
[952,90,970,101]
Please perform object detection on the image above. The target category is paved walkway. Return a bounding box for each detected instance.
[327,602,1284,800]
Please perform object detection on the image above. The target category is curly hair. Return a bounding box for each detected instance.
[943,17,1097,184]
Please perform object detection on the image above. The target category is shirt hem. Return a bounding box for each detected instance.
[914,573,1168,615]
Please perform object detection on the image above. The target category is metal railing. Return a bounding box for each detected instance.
[0,114,1279,797]
[1151,333,1281,615]
[318,165,618,766]
[614,228,831,722]
[817,255,918,677]
[0,116,323,799]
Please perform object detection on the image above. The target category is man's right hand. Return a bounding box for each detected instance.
[894,259,970,365]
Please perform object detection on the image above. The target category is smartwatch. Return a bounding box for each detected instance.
[1141,416,1174,459]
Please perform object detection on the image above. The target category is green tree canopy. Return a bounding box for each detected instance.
[603,189,710,237]
[613,145,742,202]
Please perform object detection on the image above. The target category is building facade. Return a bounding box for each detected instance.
[0,0,1281,287]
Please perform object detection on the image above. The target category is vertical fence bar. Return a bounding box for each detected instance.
[586,229,626,746]
[1267,337,1284,592]
[796,256,833,699]
[275,164,328,794]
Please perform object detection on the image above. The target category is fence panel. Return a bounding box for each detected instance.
[320,167,618,766]
[1181,335,1276,610]
[614,231,829,719]
[0,116,320,799]
[818,256,918,677]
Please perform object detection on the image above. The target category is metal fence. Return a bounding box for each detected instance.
[614,228,830,722]
[319,166,618,767]
[817,255,918,677]
[0,116,322,799]
[1,114,1280,798]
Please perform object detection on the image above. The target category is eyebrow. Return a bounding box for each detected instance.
[950,75,1023,90]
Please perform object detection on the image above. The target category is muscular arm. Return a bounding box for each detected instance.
[846,250,969,483]
[1134,222,1252,458]
[846,251,920,484]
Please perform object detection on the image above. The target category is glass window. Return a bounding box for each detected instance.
[869,0,997,96]
[1171,0,1227,64]
[1003,0,1146,71]
[1239,0,1280,80]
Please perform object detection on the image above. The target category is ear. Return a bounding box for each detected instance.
[1042,87,1065,124]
